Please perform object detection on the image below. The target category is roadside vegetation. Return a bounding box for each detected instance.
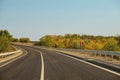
[1,29,119,52]
[0,30,13,53]
[36,34,120,51]
[0,29,30,53]
[12,37,30,43]
[19,38,30,43]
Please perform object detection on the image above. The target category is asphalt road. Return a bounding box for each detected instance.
[0,45,120,80]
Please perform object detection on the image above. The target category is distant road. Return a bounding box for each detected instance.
[0,45,120,80]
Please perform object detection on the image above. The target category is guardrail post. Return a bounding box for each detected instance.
[105,54,107,59]
[93,53,95,57]
[99,53,101,57]
[111,55,113,59]
[59,48,120,61]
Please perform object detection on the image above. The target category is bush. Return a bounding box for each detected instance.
[0,29,12,41]
[12,38,19,42]
[19,38,30,43]
[0,30,12,52]
[0,35,11,52]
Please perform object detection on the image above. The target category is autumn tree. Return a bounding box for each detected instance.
[37,34,120,51]
[103,38,120,51]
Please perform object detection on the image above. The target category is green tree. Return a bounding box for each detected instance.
[0,30,12,41]
[19,38,30,43]
[39,35,54,47]
[0,36,11,52]
[0,30,12,52]
[115,35,120,46]
[12,38,19,42]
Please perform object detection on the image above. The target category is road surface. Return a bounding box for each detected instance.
[0,45,120,80]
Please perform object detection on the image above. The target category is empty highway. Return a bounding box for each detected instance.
[0,45,120,80]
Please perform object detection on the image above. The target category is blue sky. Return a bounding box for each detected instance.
[0,0,120,40]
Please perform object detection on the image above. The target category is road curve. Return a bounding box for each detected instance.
[0,45,120,80]
[0,45,41,80]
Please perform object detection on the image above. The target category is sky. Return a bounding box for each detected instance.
[0,0,120,41]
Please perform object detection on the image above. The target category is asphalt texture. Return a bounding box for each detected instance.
[0,45,120,80]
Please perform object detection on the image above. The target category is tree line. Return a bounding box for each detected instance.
[1,29,120,52]
[12,37,30,43]
[36,34,120,51]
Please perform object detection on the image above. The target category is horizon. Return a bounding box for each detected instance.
[0,0,120,40]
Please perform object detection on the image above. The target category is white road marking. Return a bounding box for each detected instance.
[55,52,120,76]
[0,49,28,68]
[26,47,44,80]
[40,52,44,80]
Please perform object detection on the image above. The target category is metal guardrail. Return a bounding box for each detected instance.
[58,48,120,60]
[0,50,21,58]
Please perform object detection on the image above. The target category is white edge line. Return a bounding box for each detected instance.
[26,47,44,80]
[40,52,44,80]
[0,49,28,68]
[28,46,120,76]
[55,52,120,76]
